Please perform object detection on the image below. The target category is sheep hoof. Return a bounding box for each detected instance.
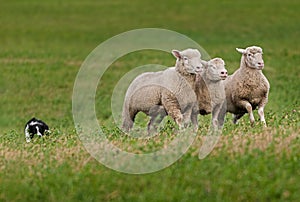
[261,121,267,128]
[232,114,239,124]
[193,125,199,132]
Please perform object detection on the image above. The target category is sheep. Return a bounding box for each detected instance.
[121,48,203,132]
[147,58,228,130]
[198,58,228,129]
[194,74,211,116]
[224,46,270,126]
[195,58,227,159]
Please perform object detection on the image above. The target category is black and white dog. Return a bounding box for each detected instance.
[24,118,49,142]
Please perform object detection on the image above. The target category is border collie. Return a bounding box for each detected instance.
[24,118,49,142]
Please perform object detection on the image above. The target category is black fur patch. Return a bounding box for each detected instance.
[24,117,49,140]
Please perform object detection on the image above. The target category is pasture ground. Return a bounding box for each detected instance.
[0,0,299,201]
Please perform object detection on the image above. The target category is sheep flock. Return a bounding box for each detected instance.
[122,46,270,133]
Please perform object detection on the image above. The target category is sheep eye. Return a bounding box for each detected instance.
[247,53,252,57]
[183,57,188,61]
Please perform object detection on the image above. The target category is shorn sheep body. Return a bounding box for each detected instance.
[199,58,228,129]
[224,46,270,126]
[122,49,202,132]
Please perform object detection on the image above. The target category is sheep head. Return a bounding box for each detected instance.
[236,46,264,70]
[172,49,203,75]
[201,58,227,81]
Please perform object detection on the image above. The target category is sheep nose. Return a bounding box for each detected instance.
[258,62,264,66]
[195,66,202,72]
[221,71,227,75]
[220,71,228,79]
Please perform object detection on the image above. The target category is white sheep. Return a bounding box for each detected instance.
[224,46,270,126]
[199,58,228,129]
[194,74,211,116]
[122,49,203,132]
[146,58,228,130]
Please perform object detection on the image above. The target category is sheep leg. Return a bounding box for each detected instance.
[122,119,133,132]
[211,104,219,129]
[162,93,183,129]
[258,96,268,127]
[238,100,255,126]
[233,113,244,124]
[122,108,137,132]
[181,102,198,131]
[258,105,266,127]
[212,103,226,129]
[190,105,199,131]
[148,105,167,133]
[182,103,194,128]
[217,101,227,129]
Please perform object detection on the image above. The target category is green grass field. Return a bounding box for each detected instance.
[1,0,299,201]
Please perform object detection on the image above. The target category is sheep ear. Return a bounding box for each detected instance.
[172,50,182,59]
[236,48,246,54]
[200,60,208,68]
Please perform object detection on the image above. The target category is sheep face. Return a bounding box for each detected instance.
[236,46,264,70]
[201,58,227,81]
[172,49,203,74]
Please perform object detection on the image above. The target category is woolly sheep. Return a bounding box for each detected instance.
[194,74,211,116]
[122,49,202,132]
[199,58,228,129]
[147,58,228,130]
[224,46,270,126]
